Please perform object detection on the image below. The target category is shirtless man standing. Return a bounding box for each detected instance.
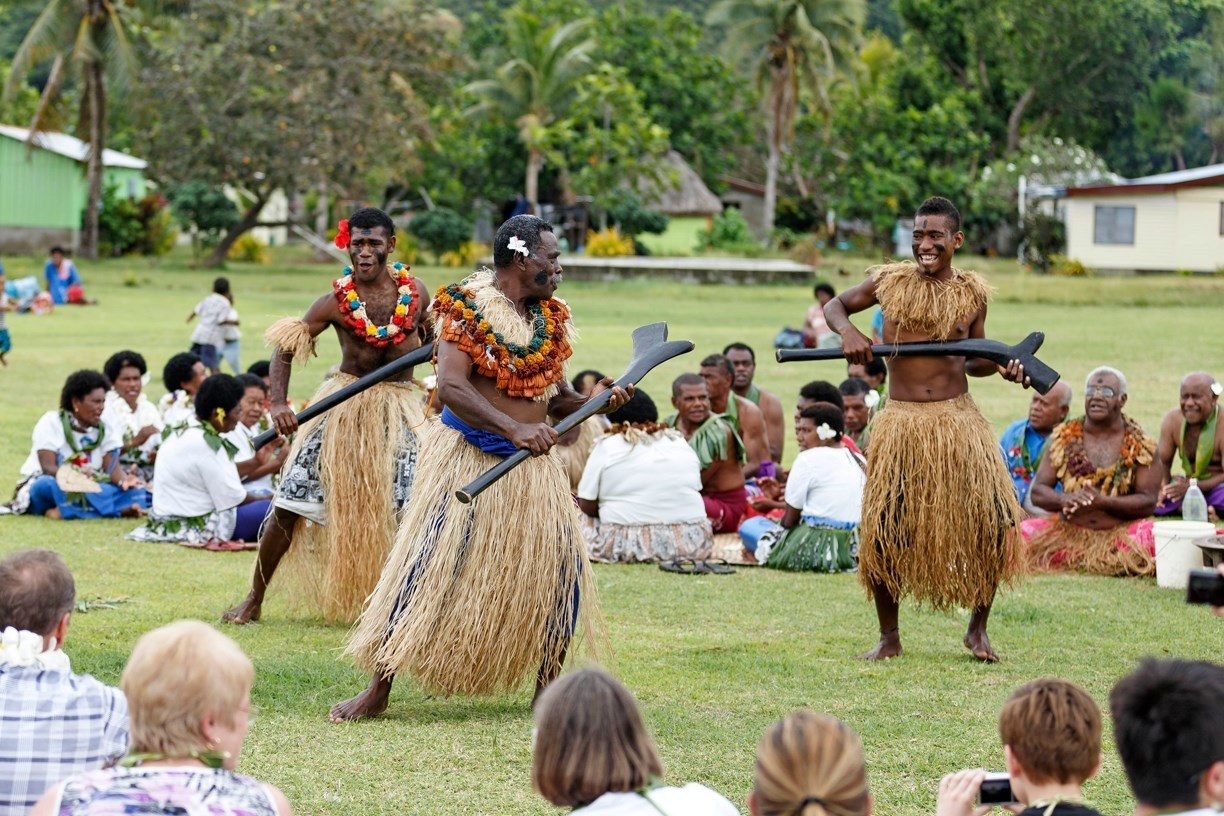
[1156,371,1224,518]
[825,196,1029,662]
[670,374,747,534]
[223,207,428,624]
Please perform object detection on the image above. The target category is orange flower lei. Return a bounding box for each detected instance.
[431,283,572,398]
[1049,415,1155,495]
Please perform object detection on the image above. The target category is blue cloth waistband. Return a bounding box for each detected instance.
[800,515,858,530]
[440,406,519,458]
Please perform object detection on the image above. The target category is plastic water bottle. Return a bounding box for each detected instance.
[1183,478,1209,523]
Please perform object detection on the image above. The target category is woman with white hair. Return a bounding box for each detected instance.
[29,620,291,816]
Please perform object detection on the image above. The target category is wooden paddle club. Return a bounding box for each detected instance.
[455,322,694,504]
[776,331,1061,395]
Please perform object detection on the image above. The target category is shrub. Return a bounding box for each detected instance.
[167,181,240,252]
[408,208,471,262]
[1020,211,1066,273]
[586,228,634,257]
[1048,255,1093,277]
[394,234,420,266]
[227,234,270,264]
[137,196,178,257]
[439,240,487,268]
[604,190,669,237]
[695,208,754,250]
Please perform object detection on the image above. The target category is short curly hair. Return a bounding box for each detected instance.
[348,207,395,236]
[104,350,148,383]
[163,352,202,394]
[60,370,110,413]
[493,215,553,267]
[194,374,245,422]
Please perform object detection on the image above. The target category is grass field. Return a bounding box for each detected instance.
[1,246,1222,816]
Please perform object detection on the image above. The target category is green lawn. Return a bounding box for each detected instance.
[1,247,1222,815]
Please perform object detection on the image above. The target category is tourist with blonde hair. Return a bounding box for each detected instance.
[532,668,738,814]
[28,620,291,816]
[750,711,872,816]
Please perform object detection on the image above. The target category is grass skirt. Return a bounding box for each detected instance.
[345,421,596,696]
[858,393,1021,610]
[766,519,858,573]
[274,374,423,623]
[1020,517,1155,576]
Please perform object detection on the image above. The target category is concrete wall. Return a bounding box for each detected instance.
[721,190,768,241]
[0,226,76,255]
[1066,186,1224,272]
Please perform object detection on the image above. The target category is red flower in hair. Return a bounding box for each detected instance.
[334,219,351,249]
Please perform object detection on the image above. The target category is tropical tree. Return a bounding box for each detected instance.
[3,0,144,259]
[708,0,865,241]
[463,9,596,210]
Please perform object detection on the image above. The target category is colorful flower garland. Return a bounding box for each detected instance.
[333,263,419,349]
[431,283,572,398]
[1049,415,1154,495]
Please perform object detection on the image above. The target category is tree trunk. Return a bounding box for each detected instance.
[525,147,543,213]
[204,193,268,268]
[81,61,106,260]
[1174,146,1186,171]
[1006,86,1037,153]
[763,126,779,248]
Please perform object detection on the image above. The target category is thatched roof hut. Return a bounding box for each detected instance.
[637,150,723,217]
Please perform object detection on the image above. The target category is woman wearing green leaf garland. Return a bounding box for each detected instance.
[128,375,272,548]
[13,369,150,519]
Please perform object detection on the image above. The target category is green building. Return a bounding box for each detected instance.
[0,124,147,254]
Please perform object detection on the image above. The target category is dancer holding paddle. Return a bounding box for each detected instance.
[824,196,1031,663]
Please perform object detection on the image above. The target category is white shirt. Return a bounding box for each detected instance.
[572,784,740,816]
[151,420,247,518]
[577,431,705,525]
[20,411,121,479]
[102,391,163,461]
[190,293,231,347]
[157,392,194,428]
[225,422,274,494]
[784,445,866,523]
[222,306,241,342]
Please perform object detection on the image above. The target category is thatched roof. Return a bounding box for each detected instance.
[637,150,723,217]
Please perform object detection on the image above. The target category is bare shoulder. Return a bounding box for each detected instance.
[759,388,783,412]
[304,290,340,322]
[265,783,294,816]
[1159,407,1183,435]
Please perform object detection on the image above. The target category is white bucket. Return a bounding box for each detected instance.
[1153,520,1217,589]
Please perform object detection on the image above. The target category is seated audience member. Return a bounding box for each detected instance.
[848,358,887,399]
[571,369,607,398]
[578,389,712,563]
[750,710,871,816]
[554,370,615,491]
[666,374,747,534]
[1024,367,1160,576]
[246,360,272,392]
[796,382,863,457]
[804,282,839,349]
[999,381,1073,506]
[101,350,163,484]
[744,403,829,527]
[533,668,738,815]
[159,352,208,427]
[1110,659,1224,816]
[750,404,866,571]
[726,342,787,463]
[701,353,772,478]
[44,246,92,305]
[0,550,129,816]
[937,678,1105,816]
[29,620,292,816]
[1156,371,1224,518]
[128,374,273,548]
[225,374,284,496]
[12,370,149,519]
[838,377,877,453]
[0,267,11,365]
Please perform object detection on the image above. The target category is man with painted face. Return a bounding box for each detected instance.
[1024,367,1161,575]
[223,207,429,626]
[331,214,631,721]
[824,196,1030,663]
[1155,371,1224,518]
[724,342,786,464]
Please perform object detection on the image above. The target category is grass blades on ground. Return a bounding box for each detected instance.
[1,247,1221,814]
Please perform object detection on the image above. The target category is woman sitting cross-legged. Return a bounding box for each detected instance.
[101,350,163,484]
[29,620,292,816]
[128,374,272,549]
[577,389,714,563]
[750,710,872,816]
[533,668,739,815]
[12,369,150,519]
[754,403,866,571]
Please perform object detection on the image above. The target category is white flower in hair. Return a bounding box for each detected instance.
[816,423,838,441]
[1213,381,1223,397]
[507,235,529,256]
[864,390,880,409]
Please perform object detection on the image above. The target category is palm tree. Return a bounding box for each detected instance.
[708,0,864,241]
[3,0,141,259]
[464,11,596,211]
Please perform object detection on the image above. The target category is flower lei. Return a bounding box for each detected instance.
[0,627,71,671]
[59,410,106,469]
[333,263,419,349]
[431,282,572,399]
[1049,415,1154,495]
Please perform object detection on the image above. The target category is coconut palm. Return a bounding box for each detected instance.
[464,11,596,210]
[4,0,142,259]
[708,0,864,241]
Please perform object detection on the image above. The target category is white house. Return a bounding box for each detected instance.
[1065,163,1224,273]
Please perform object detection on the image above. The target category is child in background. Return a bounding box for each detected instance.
[221,290,242,374]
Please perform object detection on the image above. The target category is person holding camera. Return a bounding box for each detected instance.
[936,678,1104,816]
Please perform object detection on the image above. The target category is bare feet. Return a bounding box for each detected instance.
[221,594,262,625]
[119,504,146,519]
[963,630,999,663]
[44,507,62,520]
[329,676,392,722]
[857,629,902,660]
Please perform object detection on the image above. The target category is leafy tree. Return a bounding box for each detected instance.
[167,181,239,262]
[1136,78,1195,171]
[708,0,866,242]
[0,58,41,126]
[604,190,669,238]
[408,207,472,262]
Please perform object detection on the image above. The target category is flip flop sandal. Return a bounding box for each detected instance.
[699,558,736,575]
[659,558,700,574]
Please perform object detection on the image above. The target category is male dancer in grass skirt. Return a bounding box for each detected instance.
[222,207,428,625]
[825,196,1031,662]
[330,214,631,720]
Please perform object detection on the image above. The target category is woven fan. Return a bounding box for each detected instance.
[56,465,102,494]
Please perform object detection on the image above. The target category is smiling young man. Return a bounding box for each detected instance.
[1025,366,1161,575]
[1155,371,1224,518]
[222,207,429,626]
[824,196,1030,662]
[668,373,747,534]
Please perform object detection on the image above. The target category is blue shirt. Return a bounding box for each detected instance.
[999,418,1050,501]
[44,260,81,305]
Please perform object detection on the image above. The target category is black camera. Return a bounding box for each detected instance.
[978,773,1016,806]
[1186,568,1224,606]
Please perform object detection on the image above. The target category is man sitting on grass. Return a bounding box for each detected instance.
[667,374,746,534]
[936,677,1104,816]
[700,353,771,479]
[725,342,786,465]
[1156,371,1223,519]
